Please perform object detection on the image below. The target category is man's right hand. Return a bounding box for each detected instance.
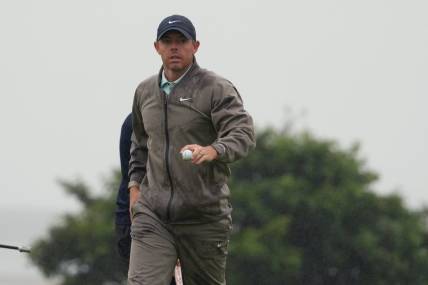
[129,186,140,221]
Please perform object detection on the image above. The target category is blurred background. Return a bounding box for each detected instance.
[0,0,427,284]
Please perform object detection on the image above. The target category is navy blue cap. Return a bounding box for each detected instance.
[157,15,196,41]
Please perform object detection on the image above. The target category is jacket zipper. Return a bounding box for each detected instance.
[164,94,174,222]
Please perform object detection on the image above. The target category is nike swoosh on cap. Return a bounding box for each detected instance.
[168,20,180,24]
[179,97,192,102]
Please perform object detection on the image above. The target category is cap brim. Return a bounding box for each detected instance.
[157,27,193,41]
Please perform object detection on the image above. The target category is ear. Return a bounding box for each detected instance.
[193,40,200,53]
[154,41,161,54]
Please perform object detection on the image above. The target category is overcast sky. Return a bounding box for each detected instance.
[0,0,427,214]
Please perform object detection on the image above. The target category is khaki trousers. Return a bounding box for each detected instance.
[128,212,232,285]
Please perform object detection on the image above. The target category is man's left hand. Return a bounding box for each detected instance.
[180,144,218,165]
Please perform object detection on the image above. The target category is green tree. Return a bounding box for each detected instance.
[29,171,127,285]
[227,129,428,284]
[29,128,428,285]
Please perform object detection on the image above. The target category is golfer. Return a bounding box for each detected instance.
[128,15,255,285]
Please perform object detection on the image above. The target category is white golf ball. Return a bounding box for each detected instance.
[182,149,193,161]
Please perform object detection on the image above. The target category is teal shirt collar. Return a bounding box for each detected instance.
[160,64,193,95]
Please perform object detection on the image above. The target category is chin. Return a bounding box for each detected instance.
[169,64,185,72]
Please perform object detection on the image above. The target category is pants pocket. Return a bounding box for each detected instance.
[198,239,229,258]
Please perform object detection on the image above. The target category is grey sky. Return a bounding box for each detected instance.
[0,0,427,213]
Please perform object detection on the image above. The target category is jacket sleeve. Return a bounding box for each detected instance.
[210,81,256,163]
[128,89,148,188]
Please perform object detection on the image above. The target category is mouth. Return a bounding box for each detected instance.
[169,56,181,62]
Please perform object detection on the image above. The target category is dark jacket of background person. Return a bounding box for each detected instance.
[129,62,256,224]
[115,113,132,259]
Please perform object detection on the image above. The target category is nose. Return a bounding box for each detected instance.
[170,40,179,50]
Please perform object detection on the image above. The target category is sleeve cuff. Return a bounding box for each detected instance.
[128,181,140,190]
[211,142,226,160]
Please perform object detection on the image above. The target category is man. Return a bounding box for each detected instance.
[128,15,255,285]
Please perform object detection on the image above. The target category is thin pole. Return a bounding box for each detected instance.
[0,243,31,253]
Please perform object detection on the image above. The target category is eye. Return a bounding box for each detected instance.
[161,38,172,44]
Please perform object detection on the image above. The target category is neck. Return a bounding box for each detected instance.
[163,68,185,82]
[163,62,192,82]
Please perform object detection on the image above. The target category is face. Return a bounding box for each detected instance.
[154,30,200,73]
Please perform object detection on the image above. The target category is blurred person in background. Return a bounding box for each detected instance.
[115,113,177,284]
